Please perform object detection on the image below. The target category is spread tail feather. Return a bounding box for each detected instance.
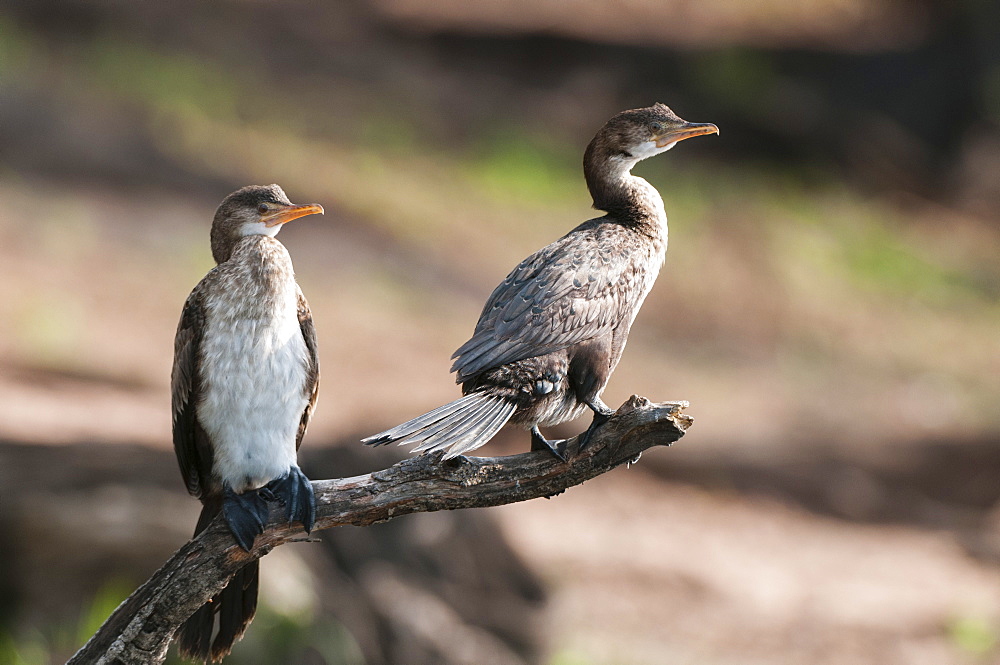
[177,501,259,663]
[362,392,516,458]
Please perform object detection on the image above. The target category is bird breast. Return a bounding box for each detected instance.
[197,238,310,492]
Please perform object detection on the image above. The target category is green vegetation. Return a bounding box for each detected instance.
[549,650,596,665]
[948,614,998,658]
[0,634,48,665]
[466,128,581,205]
[10,14,993,325]
[85,38,243,122]
[214,608,364,665]
[7,13,996,395]
[0,579,134,665]
[0,579,363,665]
[0,16,34,79]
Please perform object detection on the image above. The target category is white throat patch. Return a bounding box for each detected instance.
[631,139,675,160]
[241,221,282,238]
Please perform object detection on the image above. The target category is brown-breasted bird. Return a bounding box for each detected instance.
[171,184,323,661]
[363,103,717,459]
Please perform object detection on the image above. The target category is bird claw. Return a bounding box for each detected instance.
[530,427,568,462]
[222,486,269,552]
[222,468,316,551]
[267,466,316,532]
[577,408,613,452]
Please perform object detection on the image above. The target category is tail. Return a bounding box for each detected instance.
[362,392,517,458]
[177,501,259,663]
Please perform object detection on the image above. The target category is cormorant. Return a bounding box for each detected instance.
[363,103,717,460]
[171,184,323,662]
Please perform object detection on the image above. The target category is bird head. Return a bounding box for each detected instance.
[592,103,719,163]
[210,184,324,263]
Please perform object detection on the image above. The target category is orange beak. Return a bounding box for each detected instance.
[654,122,719,148]
[262,203,325,227]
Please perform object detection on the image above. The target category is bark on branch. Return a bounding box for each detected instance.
[68,396,692,665]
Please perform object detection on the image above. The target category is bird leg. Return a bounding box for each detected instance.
[530,426,568,462]
[264,465,316,533]
[222,485,269,552]
[577,398,615,452]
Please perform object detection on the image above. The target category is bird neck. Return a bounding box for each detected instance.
[584,144,667,237]
[214,232,284,266]
[220,235,294,283]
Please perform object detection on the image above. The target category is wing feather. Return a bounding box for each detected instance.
[171,282,212,498]
[451,223,646,382]
[295,287,320,451]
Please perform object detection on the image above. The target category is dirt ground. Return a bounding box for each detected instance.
[497,471,1000,665]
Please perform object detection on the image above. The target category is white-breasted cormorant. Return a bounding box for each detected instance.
[363,103,717,460]
[171,184,323,662]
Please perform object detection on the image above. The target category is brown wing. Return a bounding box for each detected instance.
[171,281,214,499]
[295,286,320,450]
[450,222,643,382]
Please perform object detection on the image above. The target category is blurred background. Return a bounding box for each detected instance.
[1,1,999,663]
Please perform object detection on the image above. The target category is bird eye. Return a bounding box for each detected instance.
[650,121,664,132]
[257,203,269,214]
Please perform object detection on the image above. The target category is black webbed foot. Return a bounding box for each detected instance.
[222,486,269,552]
[266,466,316,533]
[578,401,615,452]
[530,426,568,462]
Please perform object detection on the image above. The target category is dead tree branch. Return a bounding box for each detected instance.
[68,396,692,665]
